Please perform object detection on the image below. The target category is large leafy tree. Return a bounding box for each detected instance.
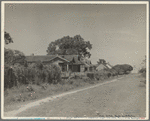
[5,48,25,65]
[47,35,92,58]
[4,31,25,65]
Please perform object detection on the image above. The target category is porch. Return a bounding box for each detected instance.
[59,63,82,72]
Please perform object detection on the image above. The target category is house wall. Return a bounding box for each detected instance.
[51,60,65,65]
[96,64,107,71]
[72,65,80,72]
[28,57,85,72]
[80,65,85,72]
[89,67,93,72]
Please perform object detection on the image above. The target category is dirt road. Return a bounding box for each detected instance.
[4,74,146,118]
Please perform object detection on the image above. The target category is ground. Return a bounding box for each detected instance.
[4,73,146,118]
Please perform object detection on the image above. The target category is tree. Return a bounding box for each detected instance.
[4,32,25,65]
[47,35,92,58]
[139,55,146,74]
[97,59,106,65]
[4,31,13,44]
[5,48,25,65]
[141,55,146,68]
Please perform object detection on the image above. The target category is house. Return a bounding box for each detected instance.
[105,63,113,69]
[80,57,94,72]
[25,55,93,72]
[96,63,112,71]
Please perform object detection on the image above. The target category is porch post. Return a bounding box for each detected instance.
[67,64,69,72]
[87,67,89,72]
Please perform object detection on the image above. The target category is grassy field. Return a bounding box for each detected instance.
[6,73,146,117]
[4,75,125,112]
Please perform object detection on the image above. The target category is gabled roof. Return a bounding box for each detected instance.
[96,63,109,70]
[60,55,79,62]
[105,63,113,69]
[25,55,83,65]
[80,58,93,67]
[25,55,56,62]
[49,56,70,62]
[96,62,113,70]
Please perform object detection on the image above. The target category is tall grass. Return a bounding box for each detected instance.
[4,62,61,89]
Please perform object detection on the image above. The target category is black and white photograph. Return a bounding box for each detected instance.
[1,1,149,119]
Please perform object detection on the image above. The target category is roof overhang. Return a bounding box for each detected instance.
[48,56,70,62]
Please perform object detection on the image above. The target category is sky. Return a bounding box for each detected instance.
[4,3,147,71]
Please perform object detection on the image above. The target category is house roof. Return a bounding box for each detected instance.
[96,62,113,70]
[60,55,78,62]
[25,55,56,62]
[25,55,84,65]
[105,63,113,69]
[80,58,93,67]
[96,63,109,70]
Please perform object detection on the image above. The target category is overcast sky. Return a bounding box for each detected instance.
[4,3,147,71]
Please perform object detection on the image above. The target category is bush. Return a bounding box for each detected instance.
[5,48,25,65]
[87,73,95,79]
[94,69,114,81]
[45,64,62,84]
[139,67,146,78]
[4,63,62,89]
[139,68,146,73]
[82,77,91,82]
[4,64,18,89]
[112,64,133,75]
[109,69,118,76]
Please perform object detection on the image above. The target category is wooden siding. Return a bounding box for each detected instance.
[80,65,85,72]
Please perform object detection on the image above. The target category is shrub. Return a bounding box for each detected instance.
[112,64,133,75]
[94,69,113,81]
[5,48,25,65]
[4,64,20,89]
[109,69,118,76]
[45,64,62,84]
[69,80,74,84]
[4,63,62,89]
[82,77,91,82]
[139,68,146,73]
[94,73,100,80]
[87,73,95,79]
[139,67,146,78]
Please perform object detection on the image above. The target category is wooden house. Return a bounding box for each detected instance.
[25,55,93,72]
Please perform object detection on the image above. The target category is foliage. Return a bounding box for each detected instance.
[4,31,13,44]
[108,69,118,76]
[112,64,133,75]
[87,73,95,79]
[141,55,146,66]
[138,68,146,73]
[97,59,106,65]
[4,32,25,65]
[4,63,62,89]
[138,56,146,78]
[94,69,113,81]
[5,48,25,65]
[4,31,62,89]
[47,35,92,58]
[138,67,146,78]
[35,61,44,70]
